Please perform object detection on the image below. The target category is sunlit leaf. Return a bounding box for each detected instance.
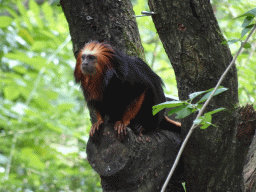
[17,0,33,31]
[200,114,212,129]
[18,29,34,45]
[198,87,228,103]
[46,122,62,133]
[42,2,54,25]
[236,8,256,18]
[20,148,45,170]
[4,86,20,101]
[5,52,48,71]
[152,100,185,115]
[193,117,203,125]
[31,41,48,51]
[30,0,44,29]
[189,90,207,100]
[13,65,27,74]
[57,103,74,112]
[0,16,13,28]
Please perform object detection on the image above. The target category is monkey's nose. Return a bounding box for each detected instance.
[81,63,87,72]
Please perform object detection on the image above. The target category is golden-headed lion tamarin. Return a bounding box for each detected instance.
[74,41,181,139]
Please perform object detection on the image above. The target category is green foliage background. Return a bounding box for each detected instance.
[0,0,255,191]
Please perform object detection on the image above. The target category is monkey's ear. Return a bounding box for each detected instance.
[74,53,83,83]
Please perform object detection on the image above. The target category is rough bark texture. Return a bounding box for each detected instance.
[60,0,184,191]
[241,105,256,192]
[148,0,256,191]
[60,0,144,59]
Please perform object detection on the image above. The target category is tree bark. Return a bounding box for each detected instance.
[60,0,144,58]
[148,0,256,191]
[60,0,184,191]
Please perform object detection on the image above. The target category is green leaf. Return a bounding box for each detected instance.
[57,103,74,112]
[20,148,45,170]
[236,8,256,19]
[200,122,212,129]
[12,65,27,74]
[4,86,20,101]
[242,16,254,28]
[18,29,34,45]
[221,39,240,45]
[236,13,255,19]
[20,85,33,100]
[247,8,256,17]
[0,16,13,28]
[189,90,207,100]
[193,117,203,125]
[198,87,228,103]
[200,114,212,129]
[168,105,187,116]
[175,106,195,119]
[152,101,185,115]
[5,52,48,71]
[46,122,62,133]
[243,42,251,49]
[45,91,58,100]
[237,8,256,18]
[31,41,48,51]
[17,0,32,31]
[205,108,226,115]
[2,6,19,19]
[241,24,255,38]
[30,0,44,29]
[42,2,54,25]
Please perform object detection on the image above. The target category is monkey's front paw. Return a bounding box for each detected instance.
[89,120,104,137]
[114,121,128,140]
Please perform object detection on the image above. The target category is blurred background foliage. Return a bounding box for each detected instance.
[0,0,255,191]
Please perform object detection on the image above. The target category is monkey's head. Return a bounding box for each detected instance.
[74,41,114,83]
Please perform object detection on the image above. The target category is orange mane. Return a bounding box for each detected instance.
[74,41,114,100]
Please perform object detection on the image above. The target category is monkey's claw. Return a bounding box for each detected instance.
[89,120,104,137]
[114,121,128,140]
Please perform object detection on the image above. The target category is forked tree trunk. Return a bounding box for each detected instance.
[148,0,256,191]
[60,0,256,191]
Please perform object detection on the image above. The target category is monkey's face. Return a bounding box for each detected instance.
[80,54,97,75]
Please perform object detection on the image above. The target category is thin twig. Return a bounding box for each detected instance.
[4,134,17,180]
[26,36,71,106]
[161,23,256,192]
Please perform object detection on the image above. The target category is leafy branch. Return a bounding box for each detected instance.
[153,87,228,129]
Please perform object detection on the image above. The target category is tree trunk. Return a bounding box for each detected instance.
[60,0,256,191]
[60,0,144,58]
[148,0,256,191]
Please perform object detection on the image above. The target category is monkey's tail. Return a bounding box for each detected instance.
[160,116,181,134]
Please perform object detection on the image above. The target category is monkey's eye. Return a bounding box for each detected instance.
[81,55,86,60]
[88,55,96,60]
